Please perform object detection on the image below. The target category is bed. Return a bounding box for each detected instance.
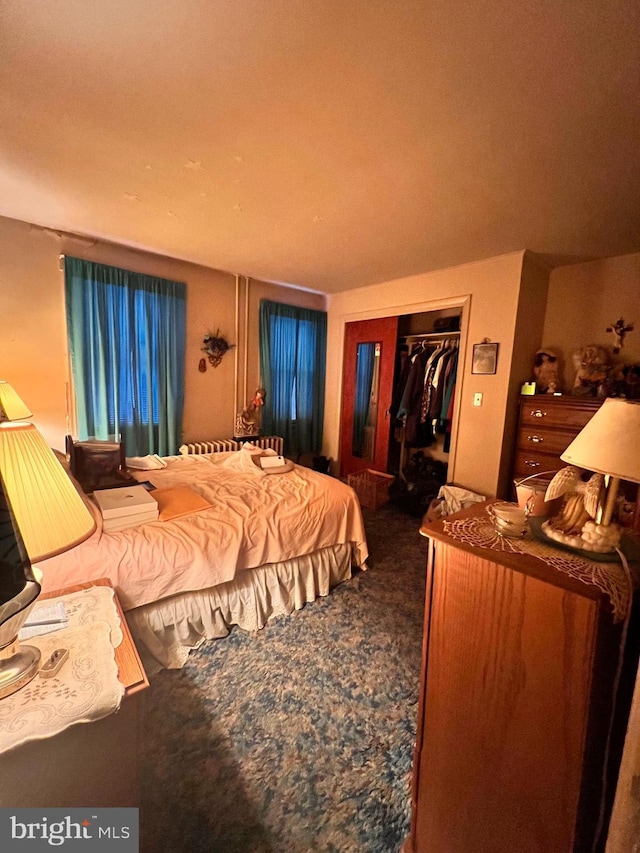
[37,445,368,672]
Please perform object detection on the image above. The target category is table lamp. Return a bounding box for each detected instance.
[0,380,32,421]
[0,383,96,699]
[543,398,640,553]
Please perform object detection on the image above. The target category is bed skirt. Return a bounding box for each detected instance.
[125,543,354,673]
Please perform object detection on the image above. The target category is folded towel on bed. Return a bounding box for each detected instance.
[152,486,213,521]
[126,454,168,470]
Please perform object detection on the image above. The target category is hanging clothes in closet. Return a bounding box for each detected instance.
[436,341,458,452]
[392,338,458,449]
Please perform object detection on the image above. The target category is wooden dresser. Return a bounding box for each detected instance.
[514,394,602,481]
[513,394,639,528]
[404,502,639,853]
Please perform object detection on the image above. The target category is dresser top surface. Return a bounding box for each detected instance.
[421,500,638,605]
[518,394,603,410]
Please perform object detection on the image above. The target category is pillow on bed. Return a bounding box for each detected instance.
[152,486,213,521]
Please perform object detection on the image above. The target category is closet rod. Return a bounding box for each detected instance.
[403,330,460,342]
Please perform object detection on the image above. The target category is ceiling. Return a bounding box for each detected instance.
[1,1,639,294]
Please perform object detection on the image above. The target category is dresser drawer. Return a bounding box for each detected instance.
[516,427,578,456]
[513,395,639,531]
[513,450,566,479]
[519,398,601,429]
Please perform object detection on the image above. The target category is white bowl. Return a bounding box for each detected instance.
[489,503,528,538]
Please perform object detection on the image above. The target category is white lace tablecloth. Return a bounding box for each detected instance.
[0,587,125,754]
[442,507,635,623]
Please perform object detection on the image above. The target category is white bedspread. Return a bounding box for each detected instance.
[37,451,368,611]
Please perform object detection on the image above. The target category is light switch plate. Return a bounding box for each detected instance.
[473,393,483,407]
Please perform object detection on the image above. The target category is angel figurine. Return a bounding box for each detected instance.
[235,388,266,437]
[542,466,620,552]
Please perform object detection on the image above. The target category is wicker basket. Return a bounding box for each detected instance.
[347,469,395,509]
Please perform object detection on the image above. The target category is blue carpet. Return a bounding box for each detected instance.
[140,503,427,852]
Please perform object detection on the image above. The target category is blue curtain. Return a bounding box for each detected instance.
[259,300,327,456]
[64,257,186,456]
[352,343,376,457]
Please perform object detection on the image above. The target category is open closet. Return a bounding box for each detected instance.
[340,307,462,513]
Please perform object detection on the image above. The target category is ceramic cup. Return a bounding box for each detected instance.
[488,502,528,538]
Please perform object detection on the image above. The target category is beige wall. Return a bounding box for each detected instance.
[3,206,634,493]
[543,252,640,390]
[498,252,551,494]
[0,215,323,451]
[325,252,526,499]
[325,250,636,499]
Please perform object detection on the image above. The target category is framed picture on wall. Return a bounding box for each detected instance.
[472,342,498,375]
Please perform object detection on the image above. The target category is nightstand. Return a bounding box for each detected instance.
[0,578,149,807]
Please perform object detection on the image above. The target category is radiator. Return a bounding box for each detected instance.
[250,435,284,453]
[179,436,284,456]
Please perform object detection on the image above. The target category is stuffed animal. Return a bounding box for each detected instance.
[571,345,612,397]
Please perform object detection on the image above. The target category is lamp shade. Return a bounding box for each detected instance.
[561,398,640,484]
[0,422,96,561]
[0,382,32,421]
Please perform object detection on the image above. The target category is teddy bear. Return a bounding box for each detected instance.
[571,345,612,397]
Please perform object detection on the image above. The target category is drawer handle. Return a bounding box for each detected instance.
[524,460,541,468]
[527,434,544,443]
[530,409,547,418]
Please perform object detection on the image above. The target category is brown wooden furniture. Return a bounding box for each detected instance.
[0,578,149,807]
[404,502,638,853]
[513,394,640,529]
[41,577,149,698]
[514,394,603,481]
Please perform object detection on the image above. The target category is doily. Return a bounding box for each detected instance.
[443,508,633,623]
[0,587,125,754]
[51,586,124,647]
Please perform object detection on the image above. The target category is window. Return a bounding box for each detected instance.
[259,300,327,457]
[64,257,186,456]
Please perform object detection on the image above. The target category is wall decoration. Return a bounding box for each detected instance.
[202,330,235,367]
[471,340,498,375]
[198,358,207,373]
[235,388,266,438]
[606,317,634,354]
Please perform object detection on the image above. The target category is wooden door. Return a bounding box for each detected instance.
[340,316,398,477]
